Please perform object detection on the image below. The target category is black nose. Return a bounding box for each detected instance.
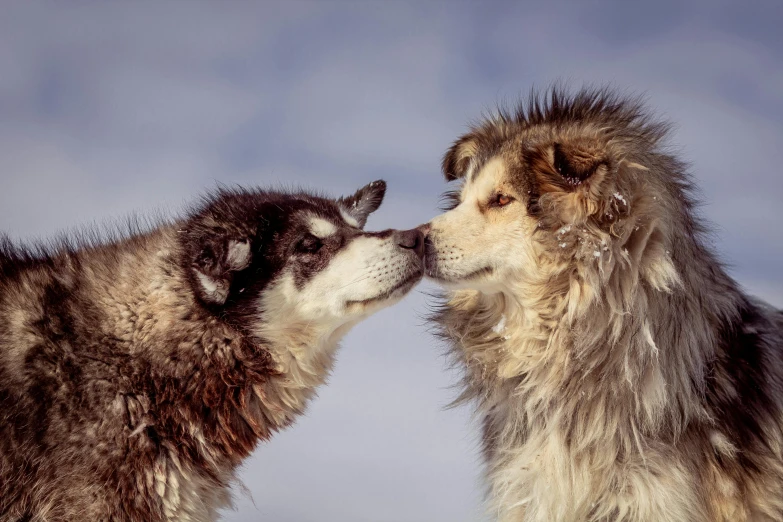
[395,228,425,258]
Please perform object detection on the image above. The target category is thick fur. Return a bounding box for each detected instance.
[424,87,783,522]
[0,181,424,521]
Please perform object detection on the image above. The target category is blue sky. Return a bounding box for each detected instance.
[2,2,782,521]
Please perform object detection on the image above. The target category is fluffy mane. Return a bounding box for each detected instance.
[431,86,783,522]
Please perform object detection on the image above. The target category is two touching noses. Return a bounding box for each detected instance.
[393,223,432,259]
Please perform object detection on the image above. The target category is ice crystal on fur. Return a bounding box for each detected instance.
[492,315,508,334]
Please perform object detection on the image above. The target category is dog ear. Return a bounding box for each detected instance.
[338,180,386,229]
[530,137,611,198]
[442,134,479,181]
[549,140,607,189]
[532,137,619,225]
[188,233,252,305]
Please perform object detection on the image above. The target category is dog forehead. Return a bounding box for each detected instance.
[463,156,510,199]
[307,215,339,238]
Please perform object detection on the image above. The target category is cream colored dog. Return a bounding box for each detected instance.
[424,87,783,522]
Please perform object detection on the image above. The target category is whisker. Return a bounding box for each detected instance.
[334,274,373,291]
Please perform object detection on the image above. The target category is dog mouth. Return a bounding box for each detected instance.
[421,236,495,284]
[424,264,493,283]
[345,269,423,307]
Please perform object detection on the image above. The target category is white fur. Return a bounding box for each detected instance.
[339,208,361,228]
[308,216,338,238]
[195,270,228,303]
[225,240,251,270]
[266,234,420,323]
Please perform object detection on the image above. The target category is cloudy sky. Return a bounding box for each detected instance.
[2,1,782,521]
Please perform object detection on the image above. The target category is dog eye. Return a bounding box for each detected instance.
[490,194,514,208]
[297,235,323,254]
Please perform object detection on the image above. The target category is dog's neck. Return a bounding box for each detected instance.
[89,235,355,478]
[444,239,745,447]
[250,310,358,426]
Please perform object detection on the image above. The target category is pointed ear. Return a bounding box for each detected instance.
[338,179,386,229]
[442,134,479,181]
[188,234,252,305]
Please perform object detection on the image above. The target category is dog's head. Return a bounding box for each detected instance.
[425,87,682,298]
[182,180,424,339]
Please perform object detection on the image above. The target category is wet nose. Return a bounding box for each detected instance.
[395,228,425,258]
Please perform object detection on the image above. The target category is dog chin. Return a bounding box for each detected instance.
[424,264,493,287]
[345,270,423,313]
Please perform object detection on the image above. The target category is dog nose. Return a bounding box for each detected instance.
[395,228,425,258]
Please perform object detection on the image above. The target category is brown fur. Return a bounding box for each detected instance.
[0,184,423,521]
[425,87,783,521]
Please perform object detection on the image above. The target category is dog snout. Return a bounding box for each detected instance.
[394,228,425,258]
[418,223,435,256]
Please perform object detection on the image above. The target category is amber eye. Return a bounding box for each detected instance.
[491,194,513,207]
